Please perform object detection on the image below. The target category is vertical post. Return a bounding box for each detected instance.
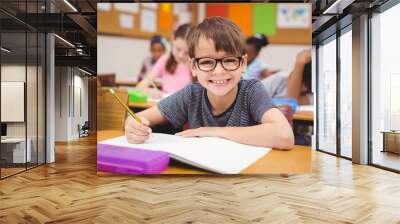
[46,1,55,163]
[352,14,369,164]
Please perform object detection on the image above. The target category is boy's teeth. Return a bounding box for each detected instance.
[212,80,226,84]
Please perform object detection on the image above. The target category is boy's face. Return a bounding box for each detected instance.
[191,37,247,97]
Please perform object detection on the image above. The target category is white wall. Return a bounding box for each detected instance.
[54,67,89,141]
[98,34,310,82]
[258,44,311,71]
[98,35,149,82]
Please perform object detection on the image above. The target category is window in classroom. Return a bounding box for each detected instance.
[317,36,337,155]
[339,28,352,159]
[370,2,400,171]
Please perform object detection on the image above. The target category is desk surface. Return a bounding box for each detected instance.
[293,111,313,122]
[97,130,312,174]
[128,101,157,109]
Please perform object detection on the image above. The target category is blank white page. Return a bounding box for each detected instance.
[99,133,271,174]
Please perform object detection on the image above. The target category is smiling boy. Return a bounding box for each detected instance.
[125,17,294,149]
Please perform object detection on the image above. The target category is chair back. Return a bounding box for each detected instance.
[97,88,128,131]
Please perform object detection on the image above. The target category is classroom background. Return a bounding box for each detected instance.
[97,3,311,82]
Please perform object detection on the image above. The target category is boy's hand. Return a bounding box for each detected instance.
[125,116,152,144]
[175,127,220,138]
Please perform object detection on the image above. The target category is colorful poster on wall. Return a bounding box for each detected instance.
[159,4,173,32]
[206,4,228,17]
[160,3,171,13]
[277,3,310,29]
[253,4,276,36]
[228,4,252,37]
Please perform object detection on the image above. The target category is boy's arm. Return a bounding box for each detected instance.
[176,108,294,150]
[136,106,167,127]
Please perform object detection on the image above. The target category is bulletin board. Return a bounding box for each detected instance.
[97,3,198,39]
[206,3,312,45]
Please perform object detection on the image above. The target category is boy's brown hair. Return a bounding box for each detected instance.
[187,17,246,59]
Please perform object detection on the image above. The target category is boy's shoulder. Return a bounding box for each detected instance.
[239,79,264,90]
[186,82,205,92]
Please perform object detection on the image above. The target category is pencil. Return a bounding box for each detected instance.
[109,89,142,124]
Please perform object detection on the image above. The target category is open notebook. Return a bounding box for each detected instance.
[99,133,271,174]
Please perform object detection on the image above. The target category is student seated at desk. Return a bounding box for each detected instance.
[262,49,312,105]
[243,34,278,80]
[137,24,194,97]
[137,35,168,82]
[262,50,312,146]
[125,17,294,150]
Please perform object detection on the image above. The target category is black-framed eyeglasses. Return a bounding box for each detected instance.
[193,56,243,72]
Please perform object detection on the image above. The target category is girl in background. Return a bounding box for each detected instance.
[137,35,168,82]
[137,24,194,96]
[243,34,278,80]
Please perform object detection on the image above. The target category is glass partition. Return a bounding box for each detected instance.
[370,3,400,171]
[339,28,352,158]
[317,36,337,155]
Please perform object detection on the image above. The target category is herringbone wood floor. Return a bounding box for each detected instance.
[1,134,400,224]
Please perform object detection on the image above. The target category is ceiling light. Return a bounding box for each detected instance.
[78,67,93,76]
[54,34,75,48]
[1,47,11,53]
[63,0,78,12]
[323,0,355,15]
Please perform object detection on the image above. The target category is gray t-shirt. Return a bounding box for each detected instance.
[157,79,275,129]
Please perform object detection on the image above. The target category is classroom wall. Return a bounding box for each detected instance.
[98,35,149,82]
[97,34,310,82]
[54,67,89,141]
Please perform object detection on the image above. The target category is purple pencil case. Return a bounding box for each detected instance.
[97,144,170,174]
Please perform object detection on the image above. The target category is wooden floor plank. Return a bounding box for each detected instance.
[0,134,399,223]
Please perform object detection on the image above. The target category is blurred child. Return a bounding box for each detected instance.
[285,50,312,105]
[262,50,312,105]
[137,24,194,96]
[126,17,294,150]
[243,34,278,80]
[137,35,167,82]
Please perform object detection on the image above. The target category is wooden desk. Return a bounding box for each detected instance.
[128,100,157,109]
[1,138,32,163]
[293,111,313,122]
[97,130,312,174]
[115,80,138,87]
